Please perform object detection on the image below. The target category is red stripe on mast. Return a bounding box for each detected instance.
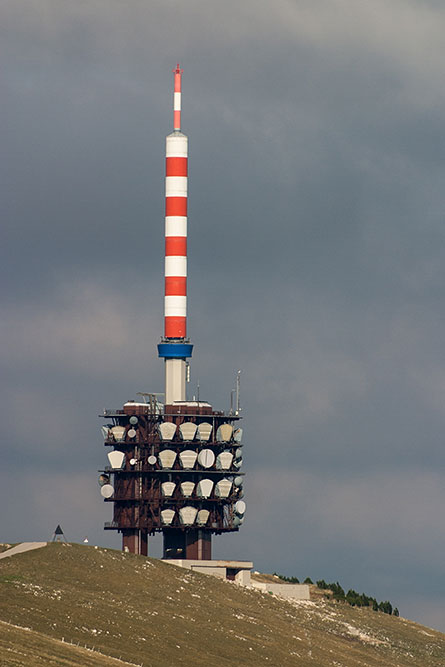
[164,64,188,339]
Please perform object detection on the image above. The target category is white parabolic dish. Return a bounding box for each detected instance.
[198,449,215,468]
[235,500,246,515]
[101,484,114,498]
[108,450,125,469]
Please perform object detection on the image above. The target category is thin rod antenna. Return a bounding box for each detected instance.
[235,370,241,415]
[173,63,183,131]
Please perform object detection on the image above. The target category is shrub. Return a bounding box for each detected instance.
[328,582,345,600]
[378,601,393,615]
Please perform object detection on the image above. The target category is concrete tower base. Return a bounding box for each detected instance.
[163,529,211,560]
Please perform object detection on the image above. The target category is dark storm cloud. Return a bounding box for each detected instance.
[2,0,445,631]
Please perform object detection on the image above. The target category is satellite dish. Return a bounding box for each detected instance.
[129,458,137,466]
[129,416,138,425]
[216,423,233,442]
[179,450,197,469]
[235,448,242,460]
[98,474,109,487]
[160,509,175,525]
[180,481,195,497]
[101,426,111,440]
[196,479,214,498]
[197,449,215,468]
[179,422,197,441]
[179,506,198,525]
[233,515,242,527]
[215,478,232,498]
[101,484,114,498]
[158,422,177,441]
[233,458,243,469]
[235,500,246,515]
[197,422,212,441]
[161,482,176,497]
[128,428,137,439]
[234,476,243,487]
[147,455,157,465]
[158,450,177,469]
[196,509,210,526]
[234,428,243,443]
[107,451,125,469]
[111,425,125,442]
[216,451,233,470]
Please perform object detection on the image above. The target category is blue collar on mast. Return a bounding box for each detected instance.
[158,342,193,359]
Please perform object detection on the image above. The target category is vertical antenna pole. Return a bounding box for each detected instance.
[235,370,241,415]
[173,63,183,131]
[158,64,193,404]
[164,63,187,341]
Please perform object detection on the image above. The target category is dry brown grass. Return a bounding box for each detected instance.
[0,543,443,666]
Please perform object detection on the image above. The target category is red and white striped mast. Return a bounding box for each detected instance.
[158,64,193,405]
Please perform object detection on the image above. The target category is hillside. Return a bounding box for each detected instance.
[0,543,444,666]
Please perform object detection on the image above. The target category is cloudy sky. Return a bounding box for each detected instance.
[2,0,445,632]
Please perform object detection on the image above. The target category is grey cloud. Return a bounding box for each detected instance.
[1,281,160,374]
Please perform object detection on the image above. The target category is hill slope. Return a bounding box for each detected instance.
[0,543,443,666]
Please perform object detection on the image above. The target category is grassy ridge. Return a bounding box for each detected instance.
[0,543,444,666]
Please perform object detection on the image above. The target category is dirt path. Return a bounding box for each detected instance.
[0,543,47,560]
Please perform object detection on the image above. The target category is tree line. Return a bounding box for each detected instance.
[273,574,399,617]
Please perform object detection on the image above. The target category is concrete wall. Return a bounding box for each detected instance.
[191,566,226,578]
[235,569,251,586]
[251,582,310,600]
[162,558,252,586]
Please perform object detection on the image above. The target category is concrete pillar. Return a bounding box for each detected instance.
[140,531,148,556]
[165,358,186,404]
[122,529,139,554]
